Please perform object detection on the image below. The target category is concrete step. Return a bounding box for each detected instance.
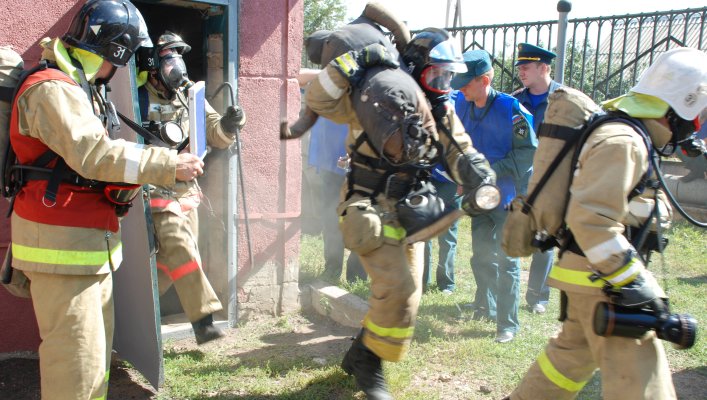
[301,280,368,328]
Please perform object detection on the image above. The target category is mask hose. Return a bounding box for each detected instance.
[650,152,707,228]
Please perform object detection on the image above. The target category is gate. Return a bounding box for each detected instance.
[445,7,706,102]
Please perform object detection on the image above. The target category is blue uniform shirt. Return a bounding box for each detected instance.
[513,80,562,132]
[308,117,349,176]
[453,89,536,206]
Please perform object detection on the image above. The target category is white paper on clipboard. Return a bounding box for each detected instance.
[188,81,208,159]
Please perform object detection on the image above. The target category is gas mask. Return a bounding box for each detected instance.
[419,64,456,106]
[396,180,448,236]
[157,52,190,98]
[667,108,700,144]
[378,113,435,167]
[398,113,435,165]
[352,67,438,166]
[661,108,703,155]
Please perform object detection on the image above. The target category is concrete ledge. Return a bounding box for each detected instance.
[303,280,368,328]
[661,174,707,222]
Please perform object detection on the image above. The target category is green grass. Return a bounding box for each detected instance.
[156,220,705,399]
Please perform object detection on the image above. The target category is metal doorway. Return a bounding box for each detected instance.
[112,0,240,390]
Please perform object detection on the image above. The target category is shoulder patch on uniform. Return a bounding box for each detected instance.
[513,113,529,138]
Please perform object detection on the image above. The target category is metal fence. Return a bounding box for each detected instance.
[444,7,707,103]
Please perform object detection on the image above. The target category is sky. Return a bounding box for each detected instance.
[344,0,705,30]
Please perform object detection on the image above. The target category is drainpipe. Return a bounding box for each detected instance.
[226,0,240,328]
[556,1,572,85]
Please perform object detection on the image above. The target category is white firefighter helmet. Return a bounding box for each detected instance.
[631,47,707,121]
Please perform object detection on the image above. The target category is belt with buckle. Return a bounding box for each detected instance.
[350,167,413,199]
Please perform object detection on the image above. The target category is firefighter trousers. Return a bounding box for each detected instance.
[359,240,424,362]
[510,291,676,400]
[25,271,113,400]
[152,207,222,323]
[339,192,424,362]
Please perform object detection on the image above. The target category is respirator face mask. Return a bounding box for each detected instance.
[158,53,190,95]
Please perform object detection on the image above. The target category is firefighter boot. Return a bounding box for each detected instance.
[341,330,392,400]
[192,314,226,345]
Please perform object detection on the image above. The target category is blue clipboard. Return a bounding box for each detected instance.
[188,81,208,159]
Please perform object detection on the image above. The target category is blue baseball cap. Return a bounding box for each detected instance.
[450,50,492,90]
[515,43,556,66]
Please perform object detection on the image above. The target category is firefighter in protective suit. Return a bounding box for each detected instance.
[137,31,246,344]
[506,47,707,400]
[302,31,497,399]
[7,1,205,399]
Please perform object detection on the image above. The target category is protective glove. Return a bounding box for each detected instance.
[461,180,501,216]
[457,151,496,190]
[331,43,399,86]
[600,255,663,308]
[220,105,246,136]
[456,151,499,216]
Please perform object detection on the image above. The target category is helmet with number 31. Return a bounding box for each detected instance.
[63,0,151,67]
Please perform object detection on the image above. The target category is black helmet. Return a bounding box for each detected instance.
[155,31,191,55]
[63,0,151,67]
[402,28,467,101]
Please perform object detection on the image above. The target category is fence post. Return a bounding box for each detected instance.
[556,1,572,85]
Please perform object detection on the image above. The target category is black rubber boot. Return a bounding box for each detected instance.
[192,314,226,345]
[341,330,392,400]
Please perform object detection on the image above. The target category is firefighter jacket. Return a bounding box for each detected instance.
[141,82,234,213]
[305,62,494,193]
[9,38,178,276]
[547,118,673,295]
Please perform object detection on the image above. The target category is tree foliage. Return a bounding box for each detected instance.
[303,0,346,39]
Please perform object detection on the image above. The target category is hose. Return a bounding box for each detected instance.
[210,82,255,268]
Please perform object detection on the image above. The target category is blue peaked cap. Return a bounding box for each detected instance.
[450,50,492,90]
[515,43,556,66]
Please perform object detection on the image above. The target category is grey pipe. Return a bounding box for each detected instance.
[556,1,572,85]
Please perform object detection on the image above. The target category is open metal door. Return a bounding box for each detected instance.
[110,63,164,390]
[135,0,240,330]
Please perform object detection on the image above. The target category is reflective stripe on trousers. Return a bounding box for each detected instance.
[12,242,123,270]
[510,291,676,400]
[359,240,424,362]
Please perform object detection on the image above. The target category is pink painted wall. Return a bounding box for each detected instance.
[0,0,79,354]
[0,0,304,351]
[236,0,303,292]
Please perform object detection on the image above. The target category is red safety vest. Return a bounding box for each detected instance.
[10,68,119,232]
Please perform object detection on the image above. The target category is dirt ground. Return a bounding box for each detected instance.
[0,312,359,400]
[1,310,705,400]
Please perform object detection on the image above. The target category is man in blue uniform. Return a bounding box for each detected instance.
[452,50,536,343]
[423,164,460,294]
[512,43,562,314]
[306,116,366,283]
